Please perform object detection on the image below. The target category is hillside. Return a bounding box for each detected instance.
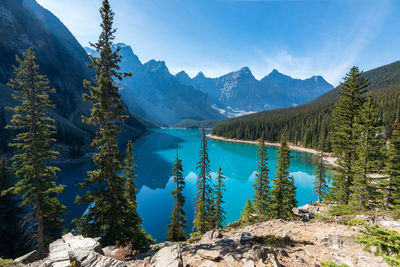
[0,0,146,150]
[212,60,400,150]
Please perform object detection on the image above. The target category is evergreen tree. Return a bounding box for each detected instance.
[0,106,9,152]
[351,96,384,209]
[211,167,226,229]
[241,199,255,220]
[75,0,151,249]
[166,150,187,241]
[270,133,297,219]
[194,126,213,234]
[252,132,270,215]
[313,151,328,203]
[385,121,400,209]
[0,156,29,259]
[122,141,152,249]
[6,48,66,258]
[330,66,368,204]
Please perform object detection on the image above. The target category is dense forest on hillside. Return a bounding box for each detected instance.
[212,60,400,150]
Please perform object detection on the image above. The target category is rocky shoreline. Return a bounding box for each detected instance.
[15,205,400,267]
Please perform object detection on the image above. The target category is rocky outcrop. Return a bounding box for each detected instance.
[292,204,320,221]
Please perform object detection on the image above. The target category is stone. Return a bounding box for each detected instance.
[69,249,126,267]
[103,245,118,257]
[292,204,319,222]
[150,244,183,267]
[358,256,387,267]
[14,250,38,264]
[320,234,355,249]
[197,249,221,261]
[200,229,223,243]
[240,232,253,243]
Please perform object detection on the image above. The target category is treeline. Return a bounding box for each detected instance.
[55,125,85,158]
[212,60,400,151]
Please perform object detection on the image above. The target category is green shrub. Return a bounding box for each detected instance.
[0,259,21,267]
[356,225,400,266]
[346,218,369,228]
[328,205,356,216]
[187,232,203,243]
[320,261,349,267]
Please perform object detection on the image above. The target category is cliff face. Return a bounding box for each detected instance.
[0,0,146,137]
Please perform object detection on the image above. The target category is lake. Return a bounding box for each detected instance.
[58,128,328,242]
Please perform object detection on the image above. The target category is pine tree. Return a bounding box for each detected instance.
[385,121,400,209]
[351,96,384,209]
[0,156,30,259]
[6,48,66,258]
[330,66,368,204]
[0,106,9,152]
[252,132,270,216]
[122,141,152,249]
[211,166,225,229]
[75,0,151,249]
[313,151,328,203]
[166,150,187,241]
[241,199,255,220]
[270,133,297,219]
[194,126,213,234]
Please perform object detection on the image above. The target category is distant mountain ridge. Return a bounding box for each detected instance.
[175,67,333,116]
[86,45,225,126]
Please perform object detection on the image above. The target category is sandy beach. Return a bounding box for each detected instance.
[207,134,338,166]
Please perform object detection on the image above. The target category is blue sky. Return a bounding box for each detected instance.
[36,0,398,85]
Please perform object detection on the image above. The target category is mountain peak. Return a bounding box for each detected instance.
[239,67,251,74]
[144,60,170,75]
[176,71,190,79]
[195,71,206,79]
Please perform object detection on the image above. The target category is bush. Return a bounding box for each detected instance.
[346,218,368,228]
[0,259,21,267]
[356,225,400,266]
[328,205,356,216]
[320,261,349,267]
[187,232,203,243]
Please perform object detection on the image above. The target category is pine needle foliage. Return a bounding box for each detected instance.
[75,0,151,250]
[356,225,400,266]
[385,120,400,209]
[351,96,385,209]
[211,167,226,229]
[313,151,328,203]
[330,66,368,204]
[270,133,297,219]
[252,132,271,216]
[194,126,213,234]
[166,150,187,241]
[0,156,30,259]
[6,48,66,258]
[241,199,255,220]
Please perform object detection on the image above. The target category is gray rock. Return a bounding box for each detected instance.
[292,204,319,222]
[200,229,223,243]
[358,256,388,267]
[320,234,355,249]
[197,249,221,261]
[240,232,253,243]
[150,244,183,267]
[14,250,37,264]
[69,248,126,267]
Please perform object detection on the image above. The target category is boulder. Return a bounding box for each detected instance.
[14,250,38,264]
[200,229,223,243]
[197,249,221,261]
[69,248,126,267]
[358,256,388,267]
[240,232,253,243]
[292,204,319,222]
[150,244,183,267]
[320,234,355,249]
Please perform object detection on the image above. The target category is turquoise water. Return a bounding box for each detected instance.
[58,128,327,242]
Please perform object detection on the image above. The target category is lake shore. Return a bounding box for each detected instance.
[207,134,338,166]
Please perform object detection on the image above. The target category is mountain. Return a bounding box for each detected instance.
[212,60,400,150]
[0,0,146,142]
[86,44,225,126]
[175,67,333,116]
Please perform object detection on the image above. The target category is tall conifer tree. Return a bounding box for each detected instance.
[252,132,270,216]
[385,121,400,209]
[0,106,9,152]
[0,156,29,259]
[330,66,368,204]
[211,167,226,229]
[7,48,66,257]
[241,199,255,221]
[194,126,213,233]
[75,0,151,249]
[313,151,328,203]
[166,150,187,241]
[270,133,297,219]
[351,96,384,209]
